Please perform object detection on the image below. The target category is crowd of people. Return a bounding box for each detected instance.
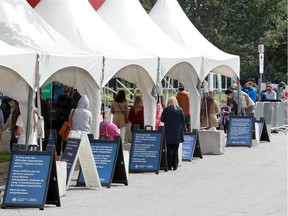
[0,79,286,170]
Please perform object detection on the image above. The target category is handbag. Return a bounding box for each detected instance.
[59,110,75,141]
[117,102,129,124]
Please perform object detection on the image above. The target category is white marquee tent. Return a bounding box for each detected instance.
[149,0,240,80]
[0,40,37,133]
[0,0,103,137]
[98,0,203,129]
[34,0,159,130]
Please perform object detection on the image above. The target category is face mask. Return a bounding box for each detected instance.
[221,103,226,107]
[227,96,233,99]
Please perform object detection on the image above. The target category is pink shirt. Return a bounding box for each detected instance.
[99,121,120,141]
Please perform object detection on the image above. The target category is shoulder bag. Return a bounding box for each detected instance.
[59,109,75,141]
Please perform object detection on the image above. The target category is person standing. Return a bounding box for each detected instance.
[36,91,52,151]
[273,81,286,100]
[242,81,257,103]
[2,99,20,151]
[100,107,120,141]
[176,85,190,132]
[54,92,73,160]
[128,95,144,132]
[69,95,92,133]
[161,96,185,171]
[264,82,277,100]
[200,91,219,128]
[15,110,38,148]
[110,90,129,144]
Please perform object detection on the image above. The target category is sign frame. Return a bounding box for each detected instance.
[61,131,101,190]
[182,130,198,161]
[253,117,270,142]
[226,115,254,147]
[1,147,60,210]
[129,126,164,174]
[77,136,126,188]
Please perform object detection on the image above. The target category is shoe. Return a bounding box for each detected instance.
[173,166,178,171]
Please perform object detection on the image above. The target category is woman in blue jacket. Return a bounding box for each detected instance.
[161,96,185,171]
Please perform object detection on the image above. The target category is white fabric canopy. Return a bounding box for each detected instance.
[0,40,37,132]
[34,0,159,131]
[0,0,103,137]
[149,0,240,80]
[98,0,203,129]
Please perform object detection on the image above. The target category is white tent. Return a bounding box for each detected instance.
[0,0,103,137]
[34,0,159,131]
[98,0,203,130]
[0,40,37,133]
[149,0,240,80]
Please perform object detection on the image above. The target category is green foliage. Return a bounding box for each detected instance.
[142,0,287,85]
[139,0,157,12]
[0,152,10,163]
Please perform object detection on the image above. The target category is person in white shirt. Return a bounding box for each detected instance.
[265,83,277,100]
[15,113,38,147]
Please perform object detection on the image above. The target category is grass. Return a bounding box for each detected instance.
[0,152,10,163]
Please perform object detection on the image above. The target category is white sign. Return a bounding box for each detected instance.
[258,44,264,53]
[259,53,264,74]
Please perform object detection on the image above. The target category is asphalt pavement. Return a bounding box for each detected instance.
[0,131,287,216]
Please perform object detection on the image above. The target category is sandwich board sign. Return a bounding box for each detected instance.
[1,146,60,210]
[227,116,254,147]
[61,131,101,190]
[253,117,270,143]
[129,126,164,174]
[47,129,56,147]
[77,136,128,188]
[182,129,201,161]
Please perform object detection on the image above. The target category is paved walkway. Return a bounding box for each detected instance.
[1,132,287,216]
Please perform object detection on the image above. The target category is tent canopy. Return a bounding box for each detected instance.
[97,0,202,83]
[0,40,37,132]
[149,0,240,80]
[35,0,159,128]
[0,0,103,137]
[98,0,202,129]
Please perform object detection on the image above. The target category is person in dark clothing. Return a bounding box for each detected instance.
[71,89,82,109]
[36,95,52,151]
[161,96,185,171]
[54,94,73,159]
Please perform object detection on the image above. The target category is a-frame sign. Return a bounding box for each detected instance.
[182,129,202,161]
[226,115,254,147]
[77,136,128,188]
[129,126,164,174]
[61,131,101,190]
[1,146,60,210]
[253,117,270,143]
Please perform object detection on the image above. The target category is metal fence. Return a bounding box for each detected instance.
[255,101,288,131]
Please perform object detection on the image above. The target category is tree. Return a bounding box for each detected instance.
[142,0,287,85]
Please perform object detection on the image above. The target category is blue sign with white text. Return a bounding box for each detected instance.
[182,134,196,161]
[3,154,51,206]
[129,131,162,172]
[227,116,253,147]
[78,142,118,186]
[257,121,264,138]
[47,129,55,146]
[62,138,81,184]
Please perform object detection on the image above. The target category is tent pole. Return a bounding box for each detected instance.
[25,87,34,151]
[35,60,42,151]
[237,78,242,116]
